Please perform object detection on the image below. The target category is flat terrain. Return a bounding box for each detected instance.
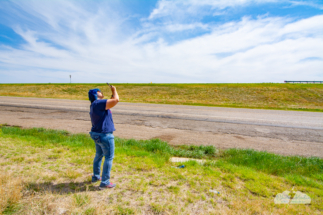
[1,96,322,157]
[1,126,322,214]
[1,83,323,111]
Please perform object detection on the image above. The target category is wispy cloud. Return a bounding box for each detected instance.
[290,0,323,9]
[0,0,322,83]
[148,0,290,20]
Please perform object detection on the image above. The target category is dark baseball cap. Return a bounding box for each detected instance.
[88,88,101,103]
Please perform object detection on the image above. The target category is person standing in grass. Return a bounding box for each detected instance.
[88,85,119,189]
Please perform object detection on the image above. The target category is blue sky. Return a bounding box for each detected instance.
[0,0,322,83]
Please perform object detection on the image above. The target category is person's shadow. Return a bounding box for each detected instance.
[26,181,100,194]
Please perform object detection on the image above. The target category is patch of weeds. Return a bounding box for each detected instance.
[209,198,217,206]
[149,179,164,187]
[42,174,58,182]
[124,201,130,206]
[63,170,82,179]
[10,156,25,163]
[48,154,61,159]
[2,204,22,214]
[26,157,41,163]
[0,161,11,166]
[84,207,96,215]
[167,204,176,212]
[174,145,218,157]
[222,181,235,189]
[188,180,198,189]
[151,153,169,167]
[137,196,144,201]
[52,148,65,154]
[200,194,207,201]
[150,203,166,214]
[168,185,180,194]
[73,193,90,207]
[186,195,194,204]
[29,149,39,154]
[177,180,185,186]
[116,205,135,215]
[223,174,236,183]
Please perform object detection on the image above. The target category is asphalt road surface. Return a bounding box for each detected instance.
[0,96,322,157]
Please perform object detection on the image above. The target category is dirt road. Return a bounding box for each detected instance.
[0,96,322,157]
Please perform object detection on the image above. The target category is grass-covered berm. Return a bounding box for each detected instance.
[0,126,322,214]
[0,83,322,111]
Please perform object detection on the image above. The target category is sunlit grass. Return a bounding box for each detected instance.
[1,83,322,111]
[0,126,322,214]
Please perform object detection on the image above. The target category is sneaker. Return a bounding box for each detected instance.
[99,182,116,189]
[91,177,101,184]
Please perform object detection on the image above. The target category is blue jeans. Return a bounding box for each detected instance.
[89,132,115,186]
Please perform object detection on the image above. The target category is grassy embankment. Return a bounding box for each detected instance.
[0,83,322,111]
[1,126,322,214]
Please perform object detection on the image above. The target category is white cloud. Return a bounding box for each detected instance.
[0,1,322,83]
[148,0,285,20]
[147,0,322,23]
[165,23,209,32]
[290,1,323,9]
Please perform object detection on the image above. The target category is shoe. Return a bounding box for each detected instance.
[91,177,101,184]
[99,182,116,189]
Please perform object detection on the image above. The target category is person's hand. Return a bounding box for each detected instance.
[111,86,116,92]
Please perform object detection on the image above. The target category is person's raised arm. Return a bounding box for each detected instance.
[106,86,119,110]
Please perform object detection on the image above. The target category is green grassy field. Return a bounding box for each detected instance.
[1,83,323,111]
[1,126,322,214]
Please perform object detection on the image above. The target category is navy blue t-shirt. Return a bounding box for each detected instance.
[90,99,115,133]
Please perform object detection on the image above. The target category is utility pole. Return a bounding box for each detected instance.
[70,75,71,84]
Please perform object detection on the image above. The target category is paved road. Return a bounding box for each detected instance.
[1,96,323,157]
[1,96,322,129]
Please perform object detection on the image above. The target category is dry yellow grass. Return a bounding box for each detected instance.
[0,173,23,214]
[0,83,322,111]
